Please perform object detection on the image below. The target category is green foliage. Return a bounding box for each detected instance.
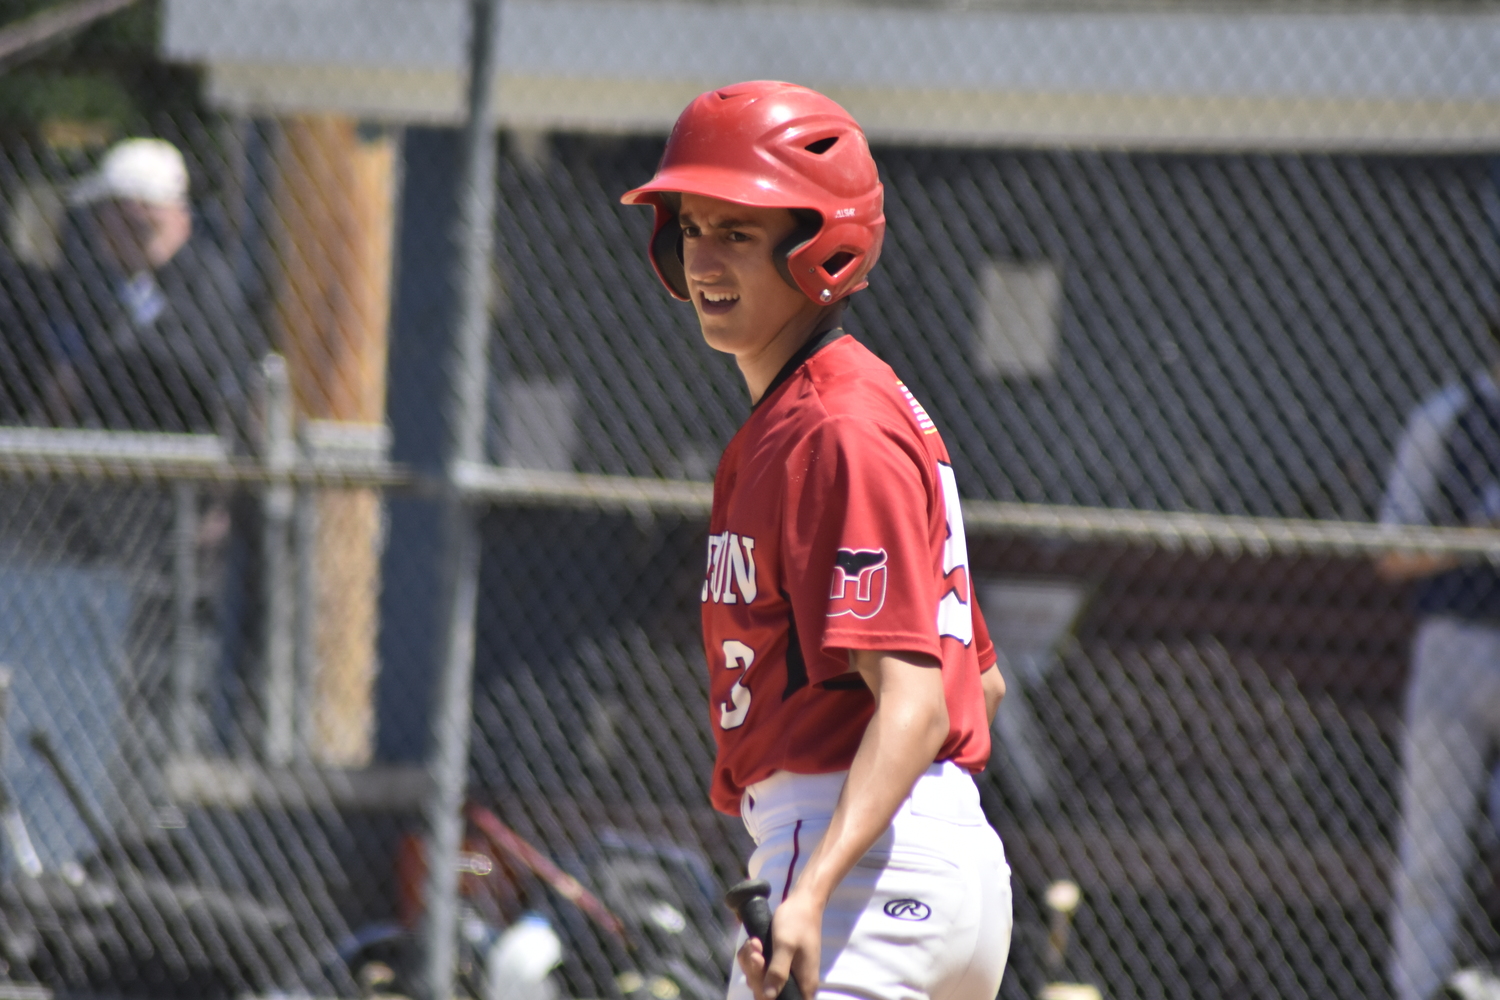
[78,0,158,55]
[0,0,201,143]
[0,1,53,22]
[0,0,157,57]
[0,70,138,128]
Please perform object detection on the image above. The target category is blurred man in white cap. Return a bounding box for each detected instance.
[69,137,193,279]
[38,138,268,726]
[41,136,263,433]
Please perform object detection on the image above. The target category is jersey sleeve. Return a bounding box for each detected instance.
[782,415,944,682]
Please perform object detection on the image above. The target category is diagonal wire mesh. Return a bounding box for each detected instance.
[0,2,1493,1000]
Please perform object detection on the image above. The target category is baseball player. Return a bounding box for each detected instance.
[621,81,1012,1000]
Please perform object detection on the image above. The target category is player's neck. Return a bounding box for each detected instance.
[740,304,844,405]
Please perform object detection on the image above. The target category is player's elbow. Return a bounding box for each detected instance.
[928,698,951,753]
[858,650,949,753]
[887,671,948,755]
[911,680,949,757]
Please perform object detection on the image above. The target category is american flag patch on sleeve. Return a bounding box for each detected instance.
[896,381,938,434]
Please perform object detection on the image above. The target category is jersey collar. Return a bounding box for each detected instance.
[752,314,848,412]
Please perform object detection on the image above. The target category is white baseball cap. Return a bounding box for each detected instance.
[69,138,189,207]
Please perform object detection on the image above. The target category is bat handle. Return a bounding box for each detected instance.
[725,879,806,1000]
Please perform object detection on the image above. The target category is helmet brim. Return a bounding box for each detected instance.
[620,164,811,212]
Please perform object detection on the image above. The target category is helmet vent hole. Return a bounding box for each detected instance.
[822,252,856,277]
[804,137,839,155]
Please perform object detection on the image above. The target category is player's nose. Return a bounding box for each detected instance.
[684,237,728,283]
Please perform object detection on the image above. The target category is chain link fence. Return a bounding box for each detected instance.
[0,2,1495,999]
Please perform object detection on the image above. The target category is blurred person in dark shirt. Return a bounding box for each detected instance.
[43,137,263,435]
[1378,317,1500,1000]
[40,140,269,753]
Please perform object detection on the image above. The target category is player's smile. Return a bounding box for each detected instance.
[699,288,740,315]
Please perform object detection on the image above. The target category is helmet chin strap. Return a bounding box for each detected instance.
[811,298,847,336]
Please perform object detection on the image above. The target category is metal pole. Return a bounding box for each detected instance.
[419,1,500,997]
[171,481,199,755]
[260,354,297,766]
[293,484,319,761]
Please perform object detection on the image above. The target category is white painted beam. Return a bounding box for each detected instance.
[163,0,1500,149]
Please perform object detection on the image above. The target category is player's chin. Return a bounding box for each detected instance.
[696,319,748,355]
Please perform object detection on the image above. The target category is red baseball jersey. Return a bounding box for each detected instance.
[702,333,997,815]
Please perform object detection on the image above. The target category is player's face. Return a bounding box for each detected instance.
[678,193,823,362]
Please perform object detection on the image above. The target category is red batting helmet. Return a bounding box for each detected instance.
[621,80,885,305]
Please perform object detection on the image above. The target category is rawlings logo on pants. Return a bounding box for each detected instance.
[828,548,888,619]
[883,898,932,921]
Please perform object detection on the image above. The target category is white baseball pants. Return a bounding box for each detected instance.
[727,763,1012,1000]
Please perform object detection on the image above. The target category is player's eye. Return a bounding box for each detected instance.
[680,224,701,238]
[726,230,751,243]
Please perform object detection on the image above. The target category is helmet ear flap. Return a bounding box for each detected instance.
[648,199,690,300]
[773,209,823,295]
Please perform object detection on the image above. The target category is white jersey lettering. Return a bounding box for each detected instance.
[936,462,974,645]
[703,532,760,606]
[730,536,757,604]
[720,639,755,729]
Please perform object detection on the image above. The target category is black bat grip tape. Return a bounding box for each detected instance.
[725,879,807,1000]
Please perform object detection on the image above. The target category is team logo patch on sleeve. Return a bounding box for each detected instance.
[828,548,888,619]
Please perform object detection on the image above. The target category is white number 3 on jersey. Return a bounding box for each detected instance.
[936,463,974,645]
[720,640,754,729]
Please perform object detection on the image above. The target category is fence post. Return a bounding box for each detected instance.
[419,1,501,997]
[260,353,297,766]
[171,481,199,756]
[293,483,319,759]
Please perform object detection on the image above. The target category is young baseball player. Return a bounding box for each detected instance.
[622,81,1012,1000]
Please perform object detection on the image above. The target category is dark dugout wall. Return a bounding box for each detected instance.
[494,137,1495,518]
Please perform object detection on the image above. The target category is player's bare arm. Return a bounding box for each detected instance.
[1375,550,1459,582]
[737,649,949,999]
[981,665,1005,725]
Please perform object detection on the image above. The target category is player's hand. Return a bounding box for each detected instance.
[737,889,823,1000]
[736,936,770,996]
